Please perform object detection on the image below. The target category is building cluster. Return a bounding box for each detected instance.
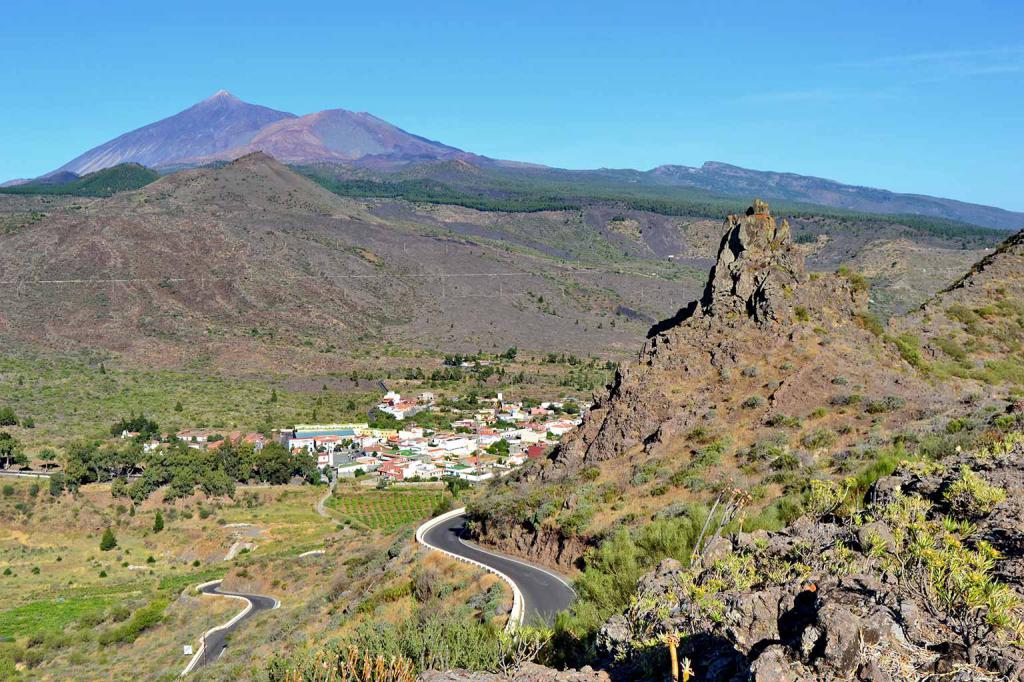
[276,391,585,483]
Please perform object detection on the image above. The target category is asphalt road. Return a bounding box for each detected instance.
[191,581,278,670]
[422,512,575,625]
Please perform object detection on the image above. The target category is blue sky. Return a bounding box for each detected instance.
[1,0,1022,210]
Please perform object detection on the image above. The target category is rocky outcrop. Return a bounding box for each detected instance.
[595,438,1024,681]
[537,199,930,482]
[653,198,806,331]
[471,517,589,571]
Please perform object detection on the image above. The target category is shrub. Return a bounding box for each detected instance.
[630,462,660,486]
[110,478,128,498]
[766,414,802,428]
[794,306,810,322]
[805,478,850,519]
[944,466,1006,519]
[742,434,789,463]
[933,336,968,362]
[946,304,982,333]
[741,396,765,409]
[281,645,416,682]
[837,266,869,292]
[866,396,906,414]
[857,313,884,337]
[99,528,117,551]
[97,599,168,645]
[800,428,837,450]
[888,333,926,369]
[770,452,800,471]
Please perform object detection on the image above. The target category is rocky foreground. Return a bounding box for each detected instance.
[591,431,1024,681]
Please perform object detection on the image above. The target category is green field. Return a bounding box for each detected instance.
[326,488,448,532]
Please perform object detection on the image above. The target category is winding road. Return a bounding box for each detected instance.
[418,510,576,626]
[181,581,279,675]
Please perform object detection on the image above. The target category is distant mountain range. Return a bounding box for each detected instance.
[11,91,1023,230]
[646,162,1023,231]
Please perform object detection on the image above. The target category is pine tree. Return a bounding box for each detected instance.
[100,527,117,551]
[153,510,164,533]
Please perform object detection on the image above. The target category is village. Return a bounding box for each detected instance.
[172,390,587,485]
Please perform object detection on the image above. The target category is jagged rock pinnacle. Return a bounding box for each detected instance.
[648,199,805,337]
[700,198,805,323]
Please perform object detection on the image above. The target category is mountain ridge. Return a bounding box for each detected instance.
[21,91,1021,230]
[648,161,1024,230]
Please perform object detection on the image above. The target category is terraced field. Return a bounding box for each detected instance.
[326,487,448,532]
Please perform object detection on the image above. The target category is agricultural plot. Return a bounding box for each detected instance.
[327,488,448,532]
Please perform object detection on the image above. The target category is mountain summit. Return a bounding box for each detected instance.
[54,91,296,175]
[205,108,466,166]
[50,91,466,176]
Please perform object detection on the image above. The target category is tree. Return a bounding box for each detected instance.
[153,510,164,533]
[0,407,18,427]
[100,527,118,551]
[110,415,159,440]
[49,472,65,497]
[269,388,278,403]
[0,432,27,470]
[174,401,183,413]
[487,439,510,457]
[110,478,128,498]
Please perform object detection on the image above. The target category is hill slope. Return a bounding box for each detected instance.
[0,163,159,197]
[0,153,700,369]
[893,227,1024,385]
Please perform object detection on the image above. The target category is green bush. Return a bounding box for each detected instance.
[97,599,168,645]
[800,428,837,450]
[866,396,906,414]
[857,313,885,337]
[766,414,802,428]
[99,528,117,551]
[933,336,969,362]
[0,407,18,426]
[837,266,870,292]
[742,434,789,463]
[887,333,926,369]
[944,466,1006,519]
